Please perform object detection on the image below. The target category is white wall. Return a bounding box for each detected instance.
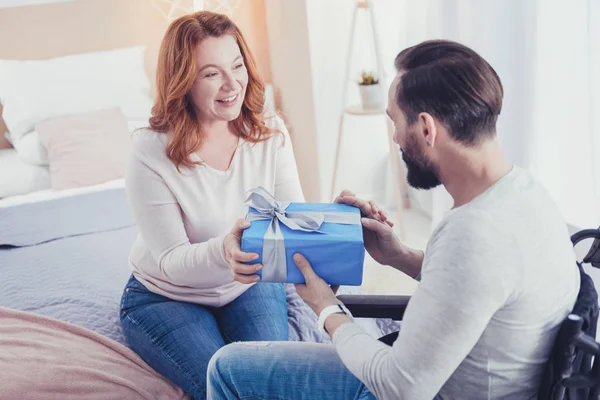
[266,0,470,214]
[264,0,321,202]
[306,0,404,206]
[273,1,599,229]
[303,0,542,221]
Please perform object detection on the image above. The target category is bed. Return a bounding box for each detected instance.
[0,180,398,344]
[0,179,398,397]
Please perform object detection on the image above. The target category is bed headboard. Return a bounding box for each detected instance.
[0,0,192,139]
[0,0,272,149]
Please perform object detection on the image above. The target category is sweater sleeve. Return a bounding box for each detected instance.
[125,146,229,286]
[273,117,305,203]
[332,213,519,400]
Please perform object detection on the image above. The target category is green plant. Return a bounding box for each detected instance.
[359,70,379,85]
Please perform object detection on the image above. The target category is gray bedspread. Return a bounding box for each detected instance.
[0,188,398,346]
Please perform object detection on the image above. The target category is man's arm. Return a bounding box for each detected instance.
[389,246,424,280]
[331,216,518,399]
[325,313,353,337]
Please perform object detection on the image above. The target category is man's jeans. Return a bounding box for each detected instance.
[207,341,375,400]
[120,275,288,399]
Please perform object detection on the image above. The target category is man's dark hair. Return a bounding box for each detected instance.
[394,40,503,145]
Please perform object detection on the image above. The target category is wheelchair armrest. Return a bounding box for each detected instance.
[336,294,411,321]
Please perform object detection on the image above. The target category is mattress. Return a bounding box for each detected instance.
[0,177,124,207]
[0,148,50,198]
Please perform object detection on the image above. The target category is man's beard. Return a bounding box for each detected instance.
[401,136,441,190]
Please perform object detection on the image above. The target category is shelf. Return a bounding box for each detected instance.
[344,105,386,116]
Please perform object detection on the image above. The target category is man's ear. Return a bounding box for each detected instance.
[418,112,438,148]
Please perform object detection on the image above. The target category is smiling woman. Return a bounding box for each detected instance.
[119,10,305,400]
[149,11,275,171]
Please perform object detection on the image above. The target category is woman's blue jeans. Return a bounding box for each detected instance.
[120,275,288,399]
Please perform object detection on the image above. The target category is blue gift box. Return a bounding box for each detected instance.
[241,201,365,286]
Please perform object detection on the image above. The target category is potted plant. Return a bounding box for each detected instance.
[358,70,383,110]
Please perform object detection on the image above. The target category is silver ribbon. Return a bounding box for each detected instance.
[245,186,360,282]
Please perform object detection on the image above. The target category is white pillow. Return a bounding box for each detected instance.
[0,46,153,142]
[12,131,48,165]
[0,149,51,198]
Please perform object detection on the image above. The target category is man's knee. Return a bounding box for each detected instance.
[208,342,268,382]
[208,343,235,380]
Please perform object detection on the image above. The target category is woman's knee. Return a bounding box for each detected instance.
[220,284,289,341]
[252,283,288,320]
[245,282,286,303]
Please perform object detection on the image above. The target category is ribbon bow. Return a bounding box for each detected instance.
[244,187,360,282]
[245,186,326,233]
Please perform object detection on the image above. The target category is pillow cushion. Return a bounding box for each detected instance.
[11,131,48,165]
[0,148,50,198]
[10,120,147,166]
[0,46,152,142]
[36,108,132,190]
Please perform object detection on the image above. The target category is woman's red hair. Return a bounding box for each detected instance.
[149,11,276,170]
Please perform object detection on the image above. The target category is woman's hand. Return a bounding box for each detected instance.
[223,219,262,284]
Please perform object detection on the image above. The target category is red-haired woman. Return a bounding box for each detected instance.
[119,11,302,399]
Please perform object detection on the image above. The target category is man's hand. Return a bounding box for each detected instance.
[334,190,394,227]
[293,253,341,315]
[335,191,404,267]
[359,217,406,267]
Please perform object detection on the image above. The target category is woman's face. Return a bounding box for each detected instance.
[189,34,248,125]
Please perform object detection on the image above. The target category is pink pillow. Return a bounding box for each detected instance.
[36,108,131,190]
